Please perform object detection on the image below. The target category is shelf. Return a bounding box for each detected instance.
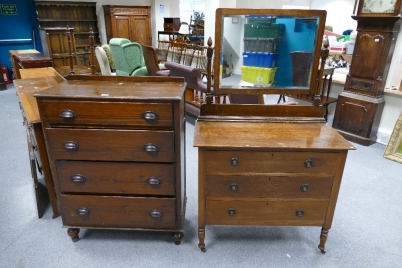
[38,19,97,22]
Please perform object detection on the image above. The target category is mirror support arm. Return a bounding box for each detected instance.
[206,37,214,105]
[314,38,330,106]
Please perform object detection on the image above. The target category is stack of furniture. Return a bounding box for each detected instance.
[35,1,100,70]
[103,5,152,46]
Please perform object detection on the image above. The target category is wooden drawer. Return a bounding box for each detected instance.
[205,200,328,226]
[56,161,175,195]
[46,128,174,162]
[206,174,334,199]
[205,151,339,174]
[60,195,176,229]
[40,100,173,128]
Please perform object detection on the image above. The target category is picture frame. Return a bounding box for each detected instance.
[384,111,402,163]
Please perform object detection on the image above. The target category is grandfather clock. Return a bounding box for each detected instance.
[332,0,402,145]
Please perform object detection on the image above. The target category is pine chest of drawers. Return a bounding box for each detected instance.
[35,76,186,244]
[194,120,354,252]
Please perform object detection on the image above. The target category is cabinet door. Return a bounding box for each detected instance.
[129,17,151,46]
[112,16,131,40]
[349,32,389,80]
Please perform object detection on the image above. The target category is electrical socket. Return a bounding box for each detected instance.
[377,133,390,145]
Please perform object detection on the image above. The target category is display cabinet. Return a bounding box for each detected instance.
[193,8,355,253]
[35,1,100,69]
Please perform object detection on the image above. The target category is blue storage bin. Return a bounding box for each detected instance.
[262,53,278,68]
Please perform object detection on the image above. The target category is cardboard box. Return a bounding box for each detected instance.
[329,41,352,54]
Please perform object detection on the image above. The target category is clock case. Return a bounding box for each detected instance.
[356,0,402,17]
[332,1,402,145]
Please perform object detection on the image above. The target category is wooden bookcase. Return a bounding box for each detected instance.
[35,1,100,68]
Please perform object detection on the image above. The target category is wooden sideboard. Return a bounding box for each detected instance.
[14,67,65,218]
[12,53,54,80]
[194,105,355,253]
[35,75,186,243]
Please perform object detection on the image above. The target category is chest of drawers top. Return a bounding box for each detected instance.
[34,76,186,102]
[194,121,355,151]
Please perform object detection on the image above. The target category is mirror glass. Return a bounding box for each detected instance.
[213,9,326,95]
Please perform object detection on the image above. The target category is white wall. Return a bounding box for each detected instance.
[310,0,356,34]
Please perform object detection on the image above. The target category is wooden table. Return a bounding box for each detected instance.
[194,105,355,253]
[158,31,184,41]
[14,67,65,218]
[11,51,53,79]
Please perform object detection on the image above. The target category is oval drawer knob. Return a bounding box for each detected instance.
[71,174,86,183]
[295,209,304,217]
[149,210,164,218]
[300,184,309,192]
[141,111,159,120]
[230,157,239,166]
[62,141,79,150]
[147,177,162,185]
[228,208,236,216]
[229,183,238,191]
[76,207,90,216]
[143,143,160,152]
[304,159,313,168]
[59,109,76,119]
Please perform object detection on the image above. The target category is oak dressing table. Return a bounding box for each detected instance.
[194,8,355,253]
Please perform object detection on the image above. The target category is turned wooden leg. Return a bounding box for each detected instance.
[198,228,206,252]
[67,228,80,242]
[172,232,184,245]
[318,228,329,253]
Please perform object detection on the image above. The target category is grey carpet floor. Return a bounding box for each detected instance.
[1,83,401,268]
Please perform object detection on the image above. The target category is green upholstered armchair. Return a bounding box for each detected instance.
[109,38,148,76]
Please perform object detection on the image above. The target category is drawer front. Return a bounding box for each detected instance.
[60,195,176,229]
[205,200,328,226]
[56,161,175,195]
[46,128,174,162]
[205,151,339,174]
[206,175,334,199]
[41,101,173,127]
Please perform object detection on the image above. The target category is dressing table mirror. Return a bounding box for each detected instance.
[194,8,355,253]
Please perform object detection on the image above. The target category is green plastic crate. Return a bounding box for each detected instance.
[244,23,283,38]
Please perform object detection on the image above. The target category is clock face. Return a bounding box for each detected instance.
[362,0,397,13]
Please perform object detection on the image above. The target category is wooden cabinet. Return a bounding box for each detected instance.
[35,76,186,244]
[35,1,100,69]
[194,119,354,252]
[103,5,152,46]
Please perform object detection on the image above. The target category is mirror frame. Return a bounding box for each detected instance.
[213,8,327,95]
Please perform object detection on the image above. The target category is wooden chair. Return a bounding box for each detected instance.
[280,67,336,121]
[55,26,94,76]
[95,46,115,76]
[195,45,213,80]
[182,43,197,66]
[170,39,187,64]
[156,40,170,63]
[142,45,170,76]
